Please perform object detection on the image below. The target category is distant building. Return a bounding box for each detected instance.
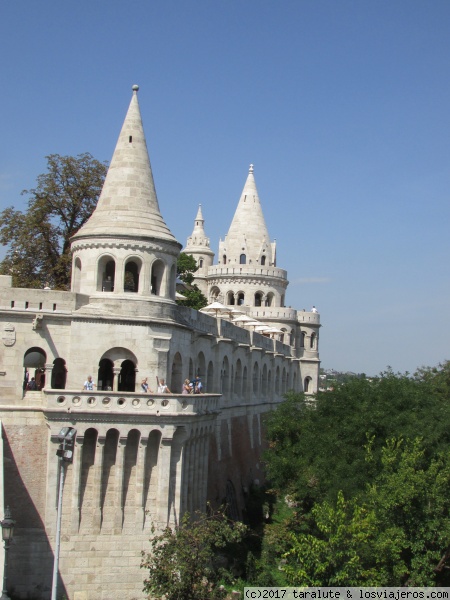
[0,86,320,599]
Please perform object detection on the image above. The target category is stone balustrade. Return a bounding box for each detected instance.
[207,265,287,280]
[43,389,221,416]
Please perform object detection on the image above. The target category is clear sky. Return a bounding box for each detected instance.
[1,1,449,376]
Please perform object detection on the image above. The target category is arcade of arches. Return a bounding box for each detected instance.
[22,347,304,394]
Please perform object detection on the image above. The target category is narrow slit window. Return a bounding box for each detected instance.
[25,301,29,309]
[39,302,43,310]
[53,304,56,311]
[11,301,14,308]
[129,136,132,143]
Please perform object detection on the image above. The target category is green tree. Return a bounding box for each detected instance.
[177,252,198,285]
[0,153,108,290]
[141,507,247,600]
[281,438,450,586]
[413,360,450,399]
[264,369,450,505]
[260,366,450,586]
[176,252,208,310]
[282,491,381,586]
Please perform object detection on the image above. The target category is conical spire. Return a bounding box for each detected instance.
[186,204,212,250]
[72,85,177,244]
[191,204,206,237]
[195,204,204,222]
[222,165,273,264]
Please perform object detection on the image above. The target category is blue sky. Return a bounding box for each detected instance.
[1,1,449,375]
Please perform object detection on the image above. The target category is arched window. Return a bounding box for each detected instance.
[222,357,230,396]
[310,333,316,350]
[234,359,242,396]
[260,255,266,266]
[304,376,312,393]
[252,362,259,395]
[265,293,273,307]
[23,347,46,391]
[98,257,115,292]
[282,367,287,393]
[98,358,114,391]
[151,260,165,295]
[239,254,246,264]
[207,361,214,393]
[197,352,206,383]
[118,359,136,392]
[301,332,306,348]
[124,260,140,293]
[51,358,67,389]
[73,257,82,293]
[199,258,203,268]
[227,291,235,305]
[262,364,268,397]
[171,352,183,395]
[237,292,245,306]
[210,287,220,303]
[254,293,262,307]
[222,255,227,265]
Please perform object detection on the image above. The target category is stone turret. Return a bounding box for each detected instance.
[218,164,276,268]
[183,204,214,296]
[208,165,288,309]
[71,85,181,299]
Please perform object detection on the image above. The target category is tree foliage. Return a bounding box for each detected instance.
[141,507,247,600]
[176,252,208,310]
[261,363,450,586]
[281,439,450,586]
[0,153,107,290]
[264,367,450,504]
[177,252,198,285]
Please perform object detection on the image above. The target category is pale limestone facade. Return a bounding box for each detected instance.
[0,86,320,599]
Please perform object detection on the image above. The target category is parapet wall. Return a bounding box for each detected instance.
[0,286,90,313]
[207,265,287,280]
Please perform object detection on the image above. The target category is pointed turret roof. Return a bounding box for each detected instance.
[195,204,204,222]
[192,204,206,237]
[185,204,213,252]
[72,85,177,244]
[223,165,272,260]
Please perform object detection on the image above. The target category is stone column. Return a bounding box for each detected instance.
[135,435,148,527]
[113,367,121,392]
[198,432,209,513]
[134,367,139,392]
[181,438,192,515]
[92,436,106,534]
[70,434,84,534]
[170,427,188,524]
[114,258,124,293]
[155,426,175,526]
[193,435,201,511]
[44,363,53,389]
[113,436,127,533]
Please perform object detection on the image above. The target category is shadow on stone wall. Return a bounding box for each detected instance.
[2,425,68,600]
